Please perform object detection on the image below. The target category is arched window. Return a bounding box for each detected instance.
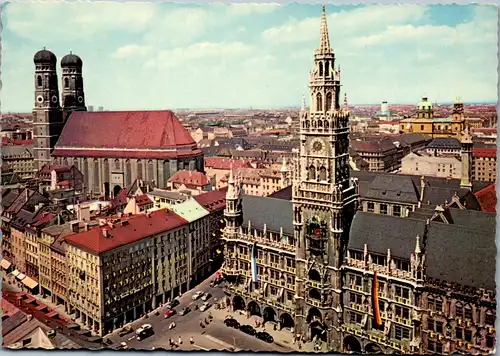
[83,159,89,189]
[324,121,329,130]
[114,159,120,170]
[325,61,330,77]
[147,160,154,181]
[309,288,321,301]
[103,159,109,183]
[305,120,310,129]
[319,166,327,181]
[64,77,70,89]
[326,92,332,111]
[308,269,321,282]
[163,160,171,184]
[319,62,323,77]
[93,159,100,193]
[136,160,143,180]
[125,160,132,187]
[318,120,323,128]
[308,165,316,180]
[37,75,43,88]
[316,93,323,112]
[73,158,79,170]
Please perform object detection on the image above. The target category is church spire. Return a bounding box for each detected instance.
[317,5,331,54]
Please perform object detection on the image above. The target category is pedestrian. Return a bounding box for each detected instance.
[190,337,194,345]
[178,336,182,344]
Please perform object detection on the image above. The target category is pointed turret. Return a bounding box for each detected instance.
[301,94,306,111]
[317,5,331,54]
[343,93,348,110]
[414,235,421,254]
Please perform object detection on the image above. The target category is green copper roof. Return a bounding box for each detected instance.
[170,198,209,223]
[418,96,432,110]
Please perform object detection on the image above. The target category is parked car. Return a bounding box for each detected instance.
[192,291,204,300]
[166,298,180,309]
[164,309,177,319]
[136,324,154,341]
[224,318,240,328]
[201,293,212,301]
[256,331,274,343]
[199,302,212,312]
[117,342,128,350]
[179,307,191,316]
[119,326,133,337]
[239,324,257,336]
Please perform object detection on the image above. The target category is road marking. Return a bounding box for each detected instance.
[193,344,209,351]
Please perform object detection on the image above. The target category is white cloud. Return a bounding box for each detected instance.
[227,3,281,16]
[145,41,254,68]
[5,2,157,41]
[112,44,152,59]
[262,5,426,44]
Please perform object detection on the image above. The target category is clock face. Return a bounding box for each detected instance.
[36,95,44,103]
[312,140,323,153]
[51,95,58,103]
[78,96,84,103]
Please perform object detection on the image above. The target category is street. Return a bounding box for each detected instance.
[105,276,290,352]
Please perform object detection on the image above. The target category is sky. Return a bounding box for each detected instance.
[2,2,498,111]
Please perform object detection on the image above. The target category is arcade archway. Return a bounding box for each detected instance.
[343,335,362,353]
[310,320,327,342]
[113,185,122,197]
[366,342,384,354]
[308,269,321,282]
[280,312,295,330]
[247,301,261,316]
[232,296,245,311]
[309,288,321,301]
[307,307,322,324]
[263,307,277,323]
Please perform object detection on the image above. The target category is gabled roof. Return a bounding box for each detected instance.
[168,170,210,187]
[38,164,73,175]
[241,195,293,236]
[193,188,227,212]
[53,110,201,159]
[472,147,497,158]
[134,194,153,207]
[64,208,188,254]
[204,157,252,170]
[169,198,209,222]
[474,183,496,213]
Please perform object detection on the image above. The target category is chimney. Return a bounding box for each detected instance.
[84,222,89,231]
[102,229,109,238]
[98,218,106,226]
[70,221,79,233]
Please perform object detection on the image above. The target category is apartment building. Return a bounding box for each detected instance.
[400,152,462,179]
[64,209,189,336]
[472,148,497,182]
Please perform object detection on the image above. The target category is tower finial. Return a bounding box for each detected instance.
[343,93,348,110]
[318,5,331,53]
[43,46,46,50]
[301,94,306,111]
[70,50,72,55]
[414,234,421,254]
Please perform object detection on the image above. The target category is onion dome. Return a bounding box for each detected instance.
[418,96,433,111]
[33,48,57,64]
[61,52,83,67]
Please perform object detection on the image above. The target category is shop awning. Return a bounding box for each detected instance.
[16,273,26,281]
[22,277,38,289]
[1,259,11,269]
[11,270,20,277]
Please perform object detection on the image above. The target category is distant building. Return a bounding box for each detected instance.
[424,138,461,156]
[399,97,466,139]
[472,148,497,182]
[400,152,461,179]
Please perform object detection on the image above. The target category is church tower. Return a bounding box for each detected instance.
[32,48,64,172]
[292,6,359,351]
[460,124,473,190]
[61,52,87,121]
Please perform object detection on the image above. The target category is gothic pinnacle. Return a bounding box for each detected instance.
[318,5,331,54]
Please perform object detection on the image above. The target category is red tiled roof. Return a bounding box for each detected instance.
[134,194,153,207]
[474,183,497,213]
[471,127,497,133]
[54,111,198,153]
[32,212,56,227]
[204,157,252,170]
[111,188,129,208]
[193,187,227,212]
[52,148,202,159]
[58,180,70,187]
[1,137,33,145]
[39,164,73,175]
[64,209,188,254]
[473,148,497,158]
[168,170,210,187]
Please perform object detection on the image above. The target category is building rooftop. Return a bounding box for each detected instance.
[64,209,188,254]
[169,198,209,222]
[241,194,293,235]
[193,188,227,212]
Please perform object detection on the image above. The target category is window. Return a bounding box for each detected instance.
[349,311,363,325]
[435,321,443,334]
[436,342,443,354]
[455,302,463,318]
[371,254,386,266]
[349,292,362,305]
[464,305,473,320]
[486,335,495,349]
[420,125,424,130]
[428,341,436,352]
[379,204,388,215]
[428,318,435,332]
[395,305,410,319]
[435,298,443,313]
[395,286,410,299]
[485,311,495,326]
[37,76,43,87]
[394,325,411,341]
[393,205,401,217]
[396,259,410,272]
[456,327,463,339]
[367,202,375,212]
[465,330,472,342]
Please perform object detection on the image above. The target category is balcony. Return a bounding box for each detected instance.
[395,297,412,305]
[308,280,330,289]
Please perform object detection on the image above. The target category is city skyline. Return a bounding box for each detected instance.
[3,3,497,112]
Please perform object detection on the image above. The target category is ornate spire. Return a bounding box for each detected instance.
[317,5,331,54]
[461,123,473,143]
[414,235,421,254]
[343,93,348,110]
[280,157,288,172]
[301,94,306,111]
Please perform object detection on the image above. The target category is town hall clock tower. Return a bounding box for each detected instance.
[292,6,359,351]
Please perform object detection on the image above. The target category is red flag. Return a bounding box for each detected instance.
[372,271,382,327]
[315,228,321,236]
